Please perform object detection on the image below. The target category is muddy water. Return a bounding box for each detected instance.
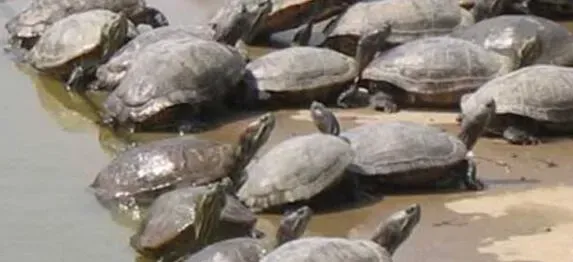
[1,0,573,261]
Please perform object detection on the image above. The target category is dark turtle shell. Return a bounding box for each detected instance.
[102,37,246,131]
[130,184,227,261]
[93,25,216,90]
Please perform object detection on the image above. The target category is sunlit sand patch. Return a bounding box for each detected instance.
[290,109,459,125]
[446,186,573,262]
[478,223,573,262]
[445,186,573,218]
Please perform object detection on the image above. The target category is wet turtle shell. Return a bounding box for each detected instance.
[450,15,573,66]
[26,9,128,79]
[103,37,246,131]
[225,0,355,39]
[92,25,217,91]
[322,0,475,56]
[341,121,469,187]
[91,113,274,217]
[259,204,421,262]
[5,0,167,49]
[130,183,227,261]
[91,137,238,212]
[244,46,358,106]
[460,65,573,138]
[360,36,514,109]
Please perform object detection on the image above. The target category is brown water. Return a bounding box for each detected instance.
[1,1,573,261]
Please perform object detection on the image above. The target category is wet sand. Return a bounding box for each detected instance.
[0,0,572,261]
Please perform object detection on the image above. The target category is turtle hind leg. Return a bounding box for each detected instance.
[503,126,541,145]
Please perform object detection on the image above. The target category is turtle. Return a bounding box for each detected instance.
[237,101,356,212]
[340,98,495,191]
[130,182,227,262]
[90,113,275,220]
[450,15,573,67]
[4,0,168,50]
[216,0,356,43]
[25,9,130,90]
[320,0,504,57]
[182,206,313,262]
[90,1,273,91]
[259,203,421,262]
[459,65,573,145]
[101,36,248,134]
[243,27,389,108]
[336,36,535,112]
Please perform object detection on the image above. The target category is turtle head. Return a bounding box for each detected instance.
[276,206,314,246]
[196,182,228,247]
[458,99,496,150]
[234,113,276,174]
[100,12,129,62]
[211,0,273,45]
[371,204,421,255]
[310,101,341,136]
[355,27,391,73]
[131,7,169,28]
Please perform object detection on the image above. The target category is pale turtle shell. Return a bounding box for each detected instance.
[461,65,573,123]
[341,121,467,176]
[237,133,354,211]
[246,46,358,92]
[28,9,126,70]
[260,237,392,262]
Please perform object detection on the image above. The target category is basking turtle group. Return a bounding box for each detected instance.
[5,0,573,260]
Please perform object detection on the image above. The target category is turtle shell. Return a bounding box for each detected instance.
[361,37,512,105]
[260,237,392,262]
[130,185,226,259]
[450,15,573,66]
[91,136,237,209]
[341,121,467,176]
[94,25,214,90]
[235,0,354,36]
[27,9,128,75]
[237,133,354,212]
[103,37,246,125]
[6,0,145,46]
[245,46,357,104]
[323,0,474,55]
[461,65,573,124]
[183,237,265,262]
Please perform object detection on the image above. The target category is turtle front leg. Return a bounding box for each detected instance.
[459,158,485,191]
[370,90,399,113]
